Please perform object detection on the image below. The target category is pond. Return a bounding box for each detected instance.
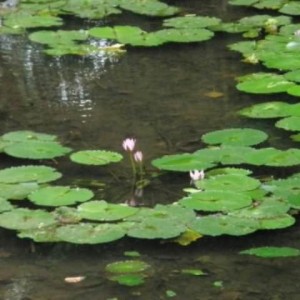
[0,0,300,299]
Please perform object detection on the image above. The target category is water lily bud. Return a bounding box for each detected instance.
[134,151,143,162]
[122,138,136,151]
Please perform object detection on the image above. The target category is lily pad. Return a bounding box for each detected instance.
[163,16,221,29]
[196,174,261,192]
[201,128,268,146]
[105,260,150,274]
[18,226,61,243]
[77,200,138,221]
[239,102,292,119]
[152,153,215,172]
[56,223,125,244]
[108,273,145,286]
[4,141,72,159]
[0,198,14,212]
[0,166,61,184]
[240,246,300,257]
[70,150,123,165]
[2,131,57,142]
[0,208,57,230]
[179,190,252,212]
[275,116,300,131]
[28,186,94,206]
[236,73,295,94]
[0,182,40,200]
[189,214,259,236]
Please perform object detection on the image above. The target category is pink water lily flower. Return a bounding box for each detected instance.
[189,170,205,181]
[134,151,143,162]
[122,138,136,152]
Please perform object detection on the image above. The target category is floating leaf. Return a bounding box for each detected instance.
[239,102,292,119]
[276,116,300,132]
[202,128,268,146]
[0,208,57,230]
[70,150,123,165]
[124,251,141,258]
[206,167,252,177]
[4,141,72,159]
[28,186,94,206]
[0,182,40,200]
[2,131,57,142]
[174,229,202,246]
[0,198,14,212]
[196,174,260,192]
[189,214,258,236]
[0,166,61,184]
[56,223,125,244]
[108,273,145,286]
[77,200,138,221]
[18,226,61,243]
[236,73,295,94]
[163,16,221,29]
[105,260,150,274]
[181,269,206,276]
[179,190,252,212]
[152,153,215,172]
[240,246,300,257]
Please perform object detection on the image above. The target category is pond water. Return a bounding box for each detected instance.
[0,0,300,299]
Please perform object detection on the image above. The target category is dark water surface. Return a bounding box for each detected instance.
[0,1,299,299]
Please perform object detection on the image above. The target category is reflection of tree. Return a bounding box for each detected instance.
[0,34,120,133]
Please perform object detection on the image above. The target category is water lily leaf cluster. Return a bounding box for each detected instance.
[229,0,300,16]
[0,130,72,159]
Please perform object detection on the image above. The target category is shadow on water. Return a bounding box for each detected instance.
[0,0,299,299]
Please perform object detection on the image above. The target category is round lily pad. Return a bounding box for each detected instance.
[163,16,221,29]
[196,174,261,192]
[0,182,40,200]
[105,260,150,274]
[108,274,145,287]
[151,153,215,172]
[179,190,252,212]
[0,208,57,230]
[265,149,300,166]
[236,73,295,94]
[0,198,14,212]
[240,246,300,258]
[4,141,72,159]
[56,223,125,244]
[2,131,57,142]
[276,116,300,131]
[126,218,186,239]
[189,214,259,236]
[201,128,268,146]
[70,150,123,165]
[28,186,94,207]
[18,226,61,243]
[238,102,292,119]
[0,166,61,184]
[77,200,138,221]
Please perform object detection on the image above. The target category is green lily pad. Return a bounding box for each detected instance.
[151,153,215,172]
[56,223,125,244]
[240,246,300,257]
[105,260,150,274]
[243,148,283,165]
[239,102,292,119]
[126,218,186,239]
[287,85,300,97]
[189,214,259,236]
[179,190,252,212]
[275,116,300,131]
[29,30,88,46]
[258,214,295,229]
[0,182,40,200]
[201,128,268,146]
[280,2,300,15]
[236,73,295,94]
[0,208,57,230]
[18,226,61,243]
[70,150,123,165]
[2,131,57,142]
[77,200,138,221]
[28,186,94,206]
[163,16,221,29]
[265,149,300,166]
[284,69,300,83]
[0,166,61,184]
[4,13,63,29]
[0,198,14,212]
[196,174,260,192]
[108,273,145,286]
[206,167,252,177]
[4,141,72,159]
